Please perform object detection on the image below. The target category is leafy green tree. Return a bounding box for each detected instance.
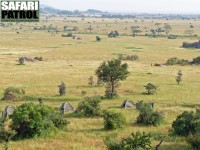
[172,110,200,136]
[105,132,152,150]
[144,83,157,95]
[103,111,126,130]
[96,59,129,98]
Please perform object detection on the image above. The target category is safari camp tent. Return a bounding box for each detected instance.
[60,102,74,114]
[121,100,136,109]
[2,105,15,119]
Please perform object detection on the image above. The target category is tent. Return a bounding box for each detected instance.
[2,105,15,119]
[60,102,74,114]
[121,100,136,109]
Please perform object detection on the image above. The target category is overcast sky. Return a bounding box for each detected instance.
[41,0,200,14]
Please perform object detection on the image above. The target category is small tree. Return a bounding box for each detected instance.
[96,59,129,98]
[58,82,66,96]
[176,70,183,84]
[144,83,157,95]
[103,111,126,130]
[88,76,94,86]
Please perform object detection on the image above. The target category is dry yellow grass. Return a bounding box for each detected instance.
[0,17,200,149]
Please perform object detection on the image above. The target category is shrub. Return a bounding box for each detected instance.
[96,36,101,41]
[144,83,157,95]
[192,56,200,65]
[1,87,24,100]
[137,105,164,126]
[186,133,200,150]
[165,57,188,66]
[103,111,126,130]
[172,109,200,136]
[75,96,102,117]
[105,132,152,150]
[10,103,69,139]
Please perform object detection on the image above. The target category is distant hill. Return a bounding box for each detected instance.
[40,4,107,15]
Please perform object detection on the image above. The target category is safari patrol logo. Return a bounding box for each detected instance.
[0,0,39,22]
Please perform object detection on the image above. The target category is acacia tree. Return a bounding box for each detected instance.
[131,26,142,37]
[95,59,129,98]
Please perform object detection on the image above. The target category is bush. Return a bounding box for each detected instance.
[1,87,24,100]
[172,109,200,136]
[186,133,200,150]
[10,103,69,139]
[75,96,102,117]
[192,56,200,65]
[103,111,126,130]
[137,105,164,126]
[105,132,152,150]
[165,57,188,66]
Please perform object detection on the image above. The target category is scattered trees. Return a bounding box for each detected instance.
[95,59,129,98]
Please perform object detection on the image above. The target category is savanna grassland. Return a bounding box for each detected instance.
[0,16,200,149]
